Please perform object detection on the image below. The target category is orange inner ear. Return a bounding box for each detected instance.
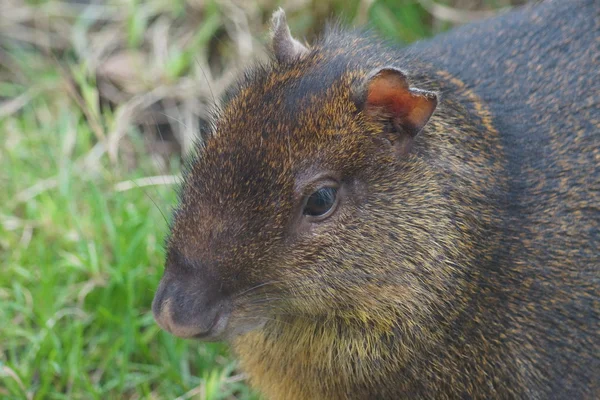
[405,94,437,130]
[366,71,436,135]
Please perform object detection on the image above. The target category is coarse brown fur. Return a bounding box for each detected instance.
[152,0,600,398]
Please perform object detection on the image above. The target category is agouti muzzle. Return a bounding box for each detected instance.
[152,0,599,398]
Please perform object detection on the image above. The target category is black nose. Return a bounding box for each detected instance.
[152,256,230,339]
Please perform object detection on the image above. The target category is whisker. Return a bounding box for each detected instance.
[157,111,190,130]
[195,57,216,105]
[234,280,283,299]
[129,178,169,227]
[234,316,297,327]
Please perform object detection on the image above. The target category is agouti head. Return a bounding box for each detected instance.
[153,9,455,347]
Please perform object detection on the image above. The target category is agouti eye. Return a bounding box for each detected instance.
[303,187,338,218]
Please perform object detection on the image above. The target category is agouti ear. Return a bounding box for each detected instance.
[270,8,309,64]
[355,67,437,155]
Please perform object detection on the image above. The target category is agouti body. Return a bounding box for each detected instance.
[152,0,599,398]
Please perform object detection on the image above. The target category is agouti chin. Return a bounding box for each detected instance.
[152,1,599,398]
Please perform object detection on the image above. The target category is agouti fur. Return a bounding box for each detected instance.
[152,0,600,398]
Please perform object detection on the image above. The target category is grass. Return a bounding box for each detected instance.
[0,68,255,399]
[0,1,521,398]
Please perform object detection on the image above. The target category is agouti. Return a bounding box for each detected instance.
[152,0,599,398]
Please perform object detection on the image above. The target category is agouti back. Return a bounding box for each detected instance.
[152,0,600,398]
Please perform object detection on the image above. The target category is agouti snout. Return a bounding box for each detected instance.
[153,2,599,399]
[152,250,231,339]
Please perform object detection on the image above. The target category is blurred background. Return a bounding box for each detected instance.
[1,0,524,398]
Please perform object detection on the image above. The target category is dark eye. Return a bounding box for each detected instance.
[303,187,338,218]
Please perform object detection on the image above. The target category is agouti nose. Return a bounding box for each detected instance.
[152,272,230,340]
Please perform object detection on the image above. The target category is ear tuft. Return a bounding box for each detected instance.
[357,67,438,141]
[270,8,309,64]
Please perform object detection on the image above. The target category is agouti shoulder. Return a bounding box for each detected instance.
[152,0,600,398]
